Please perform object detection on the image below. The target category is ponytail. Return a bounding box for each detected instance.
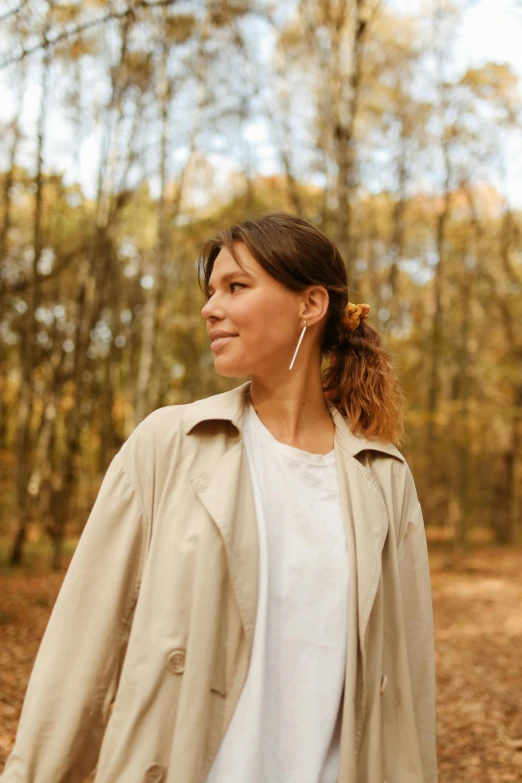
[322,320,405,445]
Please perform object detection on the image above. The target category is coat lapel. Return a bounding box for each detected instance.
[336,444,389,645]
[327,403,400,646]
[189,440,259,648]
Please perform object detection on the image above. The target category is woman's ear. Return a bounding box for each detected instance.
[302,285,330,326]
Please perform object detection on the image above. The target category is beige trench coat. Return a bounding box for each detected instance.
[1,381,437,783]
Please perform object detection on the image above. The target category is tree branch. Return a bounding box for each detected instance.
[0,0,27,24]
[0,241,91,294]
[0,0,179,70]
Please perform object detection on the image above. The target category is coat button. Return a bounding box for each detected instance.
[167,648,186,675]
[380,675,388,695]
[143,763,166,783]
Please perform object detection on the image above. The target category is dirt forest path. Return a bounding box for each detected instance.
[430,547,522,781]
[1,545,522,780]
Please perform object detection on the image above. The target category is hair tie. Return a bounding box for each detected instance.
[344,301,370,330]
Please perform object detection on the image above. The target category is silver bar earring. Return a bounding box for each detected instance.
[289,320,307,370]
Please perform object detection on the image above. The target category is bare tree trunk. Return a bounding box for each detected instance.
[387,141,408,325]
[494,205,522,544]
[134,25,170,426]
[498,208,522,544]
[10,37,51,566]
[466,183,521,544]
[134,15,197,424]
[426,145,451,452]
[334,0,367,267]
[0,365,9,449]
[454,271,472,547]
[45,19,134,569]
[492,374,522,545]
[97,264,121,474]
[271,47,304,216]
[0,66,26,265]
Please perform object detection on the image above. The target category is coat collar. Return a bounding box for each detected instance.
[182,380,405,463]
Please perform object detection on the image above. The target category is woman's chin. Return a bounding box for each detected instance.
[213,358,249,378]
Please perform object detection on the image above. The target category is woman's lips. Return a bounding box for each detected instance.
[210,336,237,352]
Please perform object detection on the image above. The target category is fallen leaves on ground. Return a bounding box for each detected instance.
[431,546,522,782]
[1,546,521,781]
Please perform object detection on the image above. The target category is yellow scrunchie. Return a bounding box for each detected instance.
[344,301,370,330]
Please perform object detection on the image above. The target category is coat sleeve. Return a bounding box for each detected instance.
[1,450,148,783]
[397,501,438,783]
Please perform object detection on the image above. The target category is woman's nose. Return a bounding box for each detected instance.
[201,296,221,320]
[201,300,212,319]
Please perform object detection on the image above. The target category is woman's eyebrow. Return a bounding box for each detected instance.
[208,270,253,288]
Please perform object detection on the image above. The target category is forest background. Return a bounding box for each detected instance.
[0,0,522,779]
[1,0,522,563]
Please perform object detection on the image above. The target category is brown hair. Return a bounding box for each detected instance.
[198,212,405,445]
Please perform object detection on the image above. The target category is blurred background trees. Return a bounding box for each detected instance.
[0,0,521,567]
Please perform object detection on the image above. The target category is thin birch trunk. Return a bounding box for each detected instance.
[10,28,52,566]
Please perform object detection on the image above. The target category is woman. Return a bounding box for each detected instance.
[1,212,437,783]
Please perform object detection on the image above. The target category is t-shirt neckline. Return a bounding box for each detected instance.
[245,394,336,466]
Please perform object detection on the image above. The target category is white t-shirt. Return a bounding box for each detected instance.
[206,395,350,783]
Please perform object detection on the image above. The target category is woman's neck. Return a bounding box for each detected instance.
[247,378,335,455]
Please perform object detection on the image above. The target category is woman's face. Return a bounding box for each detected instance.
[200,242,303,378]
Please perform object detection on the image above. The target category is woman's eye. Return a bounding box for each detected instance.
[206,283,245,299]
